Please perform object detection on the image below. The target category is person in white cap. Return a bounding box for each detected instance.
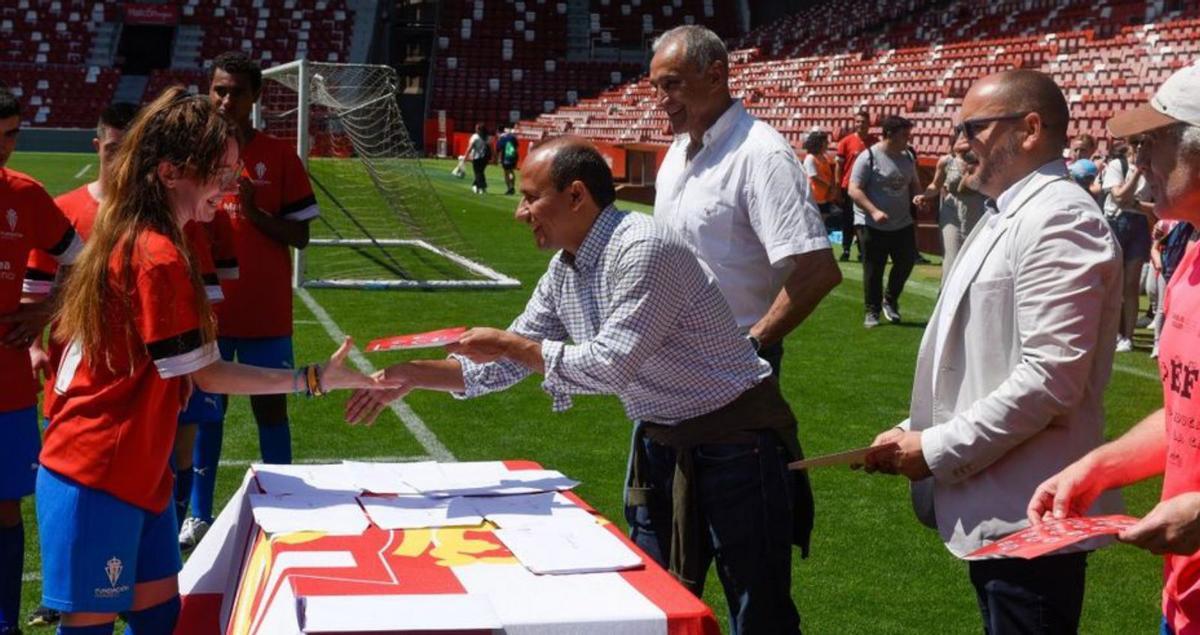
[1026,61,1200,635]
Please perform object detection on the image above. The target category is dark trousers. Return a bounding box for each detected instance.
[861,224,917,314]
[840,199,858,254]
[759,341,783,377]
[969,552,1088,635]
[471,157,488,191]
[625,429,801,635]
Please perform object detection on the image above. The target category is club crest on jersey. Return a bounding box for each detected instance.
[249,160,271,186]
[5,208,15,231]
[1,208,20,239]
[105,556,123,587]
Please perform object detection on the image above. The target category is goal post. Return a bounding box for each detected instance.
[255,58,520,290]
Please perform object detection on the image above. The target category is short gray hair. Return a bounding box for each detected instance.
[652,25,728,72]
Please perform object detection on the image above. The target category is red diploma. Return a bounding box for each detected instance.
[966,515,1139,560]
[365,327,469,352]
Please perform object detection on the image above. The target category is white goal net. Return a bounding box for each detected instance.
[256,59,519,289]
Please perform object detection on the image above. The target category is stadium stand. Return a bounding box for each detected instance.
[430,0,739,132]
[515,1,1200,162]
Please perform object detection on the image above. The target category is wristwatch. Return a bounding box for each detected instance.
[747,335,761,352]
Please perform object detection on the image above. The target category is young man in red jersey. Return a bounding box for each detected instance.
[834,110,877,261]
[0,87,84,635]
[182,51,321,548]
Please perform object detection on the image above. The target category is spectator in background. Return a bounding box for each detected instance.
[916,136,987,276]
[1148,219,1194,358]
[1025,61,1200,635]
[1102,139,1155,352]
[803,130,836,219]
[848,115,922,327]
[1071,133,1105,204]
[467,123,491,194]
[836,111,877,261]
[496,126,520,195]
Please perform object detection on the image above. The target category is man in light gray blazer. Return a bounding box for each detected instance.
[866,70,1123,634]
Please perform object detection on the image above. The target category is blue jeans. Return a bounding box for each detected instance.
[969,551,1087,634]
[624,430,801,635]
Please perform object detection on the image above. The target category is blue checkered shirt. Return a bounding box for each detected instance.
[454,206,771,424]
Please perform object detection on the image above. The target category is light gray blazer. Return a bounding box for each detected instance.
[902,161,1125,558]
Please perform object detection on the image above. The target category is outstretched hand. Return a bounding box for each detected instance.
[344,369,413,426]
[443,327,517,364]
[318,337,408,392]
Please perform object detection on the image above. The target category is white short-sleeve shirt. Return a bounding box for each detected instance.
[654,100,830,329]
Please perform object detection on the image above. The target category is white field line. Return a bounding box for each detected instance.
[295,288,456,461]
[835,264,1158,382]
[72,163,92,179]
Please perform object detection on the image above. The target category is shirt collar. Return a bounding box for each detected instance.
[565,205,622,272]
[680,99,744,153]
[995,159,1069,215]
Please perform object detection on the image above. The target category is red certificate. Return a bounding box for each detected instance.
[966,515,1139,560]
[365,327,469,352]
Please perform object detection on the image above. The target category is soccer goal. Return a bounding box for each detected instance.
[255,58,519,290]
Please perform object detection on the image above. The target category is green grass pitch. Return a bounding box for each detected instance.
[10,151,1166,633]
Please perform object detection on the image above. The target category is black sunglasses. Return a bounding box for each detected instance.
[954,112,1032,142]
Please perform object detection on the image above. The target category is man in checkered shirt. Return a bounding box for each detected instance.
[347,136,808,634]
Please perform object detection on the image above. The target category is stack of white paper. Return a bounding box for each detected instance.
[494,521,643,575]
[358,495,483,530]
[469,492,597,528]
[401,462,580,497]
[251,464,358,496]
[248,493,369,535]
[342,461,424,495]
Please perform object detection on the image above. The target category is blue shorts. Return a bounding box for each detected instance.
[177,386,225,425]
[36,467,182,613]
[218,335,294,370]
[1110,211,1152,263]
[0,405,40,500]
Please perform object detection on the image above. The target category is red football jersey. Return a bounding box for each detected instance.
[24,184,97,296]
[0,168,82,413]
[216,132,319,338]
[27,187,238,419]
[836,132,879,190]
[42,229,219,512]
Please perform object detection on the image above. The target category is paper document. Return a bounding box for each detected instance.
[342,461,425,495]
[966,515,1139,560]
[400,462,580,497]
[788,443,899,470]
[495,521,643,575]
[252,463,359,495]
[359,495,483,530]
[468,492,596,528]
[249,493,369,535]
[365,327,468,352]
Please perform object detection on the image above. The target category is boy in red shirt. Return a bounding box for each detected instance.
[835,111,877,262]
[182,52,321,548]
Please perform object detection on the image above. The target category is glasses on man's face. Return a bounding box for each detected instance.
[953,112,1032,142]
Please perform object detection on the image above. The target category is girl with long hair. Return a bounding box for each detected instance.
[36,86,392,634]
